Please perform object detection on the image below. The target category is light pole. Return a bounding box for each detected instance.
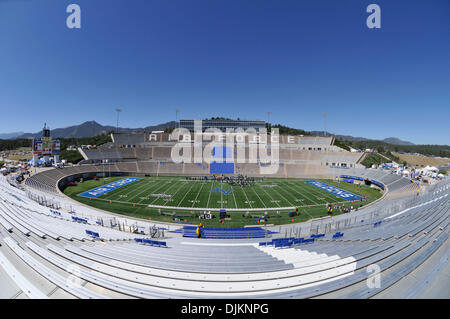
[265,111,271,130]
[322,112,328,137]
[115,108,122,134]
[175,109,180,128]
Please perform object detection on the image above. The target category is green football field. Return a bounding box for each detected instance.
[64,176,382,227]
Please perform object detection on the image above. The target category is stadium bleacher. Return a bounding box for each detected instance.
[182,226,270,239]
[0,174,448,298]
[2,131,449,299]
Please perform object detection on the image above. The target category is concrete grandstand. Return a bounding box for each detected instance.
[0,131,447,299]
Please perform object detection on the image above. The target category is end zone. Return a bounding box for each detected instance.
[303,180,364,201]
[78,177,140,198]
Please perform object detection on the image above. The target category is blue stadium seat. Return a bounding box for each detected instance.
[332,232,344,239]
[85,230,100,238]
[182,226,266,239]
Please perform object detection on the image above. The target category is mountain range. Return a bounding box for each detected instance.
[12,121,177,139]
[308,131,415,145]
[0,131,25,140]
[3,120,415,145]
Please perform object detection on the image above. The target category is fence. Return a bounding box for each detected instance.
[18,175,450,239]
[275,178,450,238]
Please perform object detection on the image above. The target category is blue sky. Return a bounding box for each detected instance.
[0,0,449,144]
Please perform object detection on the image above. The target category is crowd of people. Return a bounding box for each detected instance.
[186,174,256,187]
[326,202,361,215]
[214,174,255,187]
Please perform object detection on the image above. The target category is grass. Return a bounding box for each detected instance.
[361,153,387,167]
[393,152,450,168]
[64,176,382,227]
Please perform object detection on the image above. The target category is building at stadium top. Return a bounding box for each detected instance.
[179,118,266,132]
[81,131,365,175]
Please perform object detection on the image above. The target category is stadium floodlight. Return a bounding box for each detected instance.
[322,112,328,137]
[265,111,272,130]
[115,108,122,134]
[265,111,271,123]
[175,109,180,128]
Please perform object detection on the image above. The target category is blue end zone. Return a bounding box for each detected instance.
[210,146,234,174]
[304,180,364,201]
[212,146,232,159]
[78,177,140,198]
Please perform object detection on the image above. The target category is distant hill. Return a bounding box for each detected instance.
[1,120,448,158]
[0,132,24,139]
[309,131,370,142]
[309,131,414,145]
[0,122,430,147]
[16,121,177,139]
[382,137,415,145]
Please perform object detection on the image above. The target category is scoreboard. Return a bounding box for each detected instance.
[33,137,60,155]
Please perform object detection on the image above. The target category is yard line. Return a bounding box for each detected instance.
[103,177,160,203]
[206,180,215,208]
[283,181,321,205]
[303,180,344,202]
[298,182,332,203]
[230,185,238,209]
[100,178,146,199]
[248,185,267,208]
[191,182,206,208]
[114,177,166,201]
[134,178,170,204]
[176,180,200,207]
[272,181,306,203]
[261,182,292,206]
[239,185,254,209]
[103,178,151,201]
[305,179,353,203]
[127,179,167,203]
[278,181,318,205]
[149,178,183,204]
[157,179,191,207]
[125,178,165,201]
[219,182,236,210]
[254,183,281,207]
[232,185,253,209]
[284,180,350,207]
[274,182,320,219]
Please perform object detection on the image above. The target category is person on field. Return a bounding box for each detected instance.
[196,223,204,238]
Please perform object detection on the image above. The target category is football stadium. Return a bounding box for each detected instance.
[1,126,449,300]
[0,0,449,306]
